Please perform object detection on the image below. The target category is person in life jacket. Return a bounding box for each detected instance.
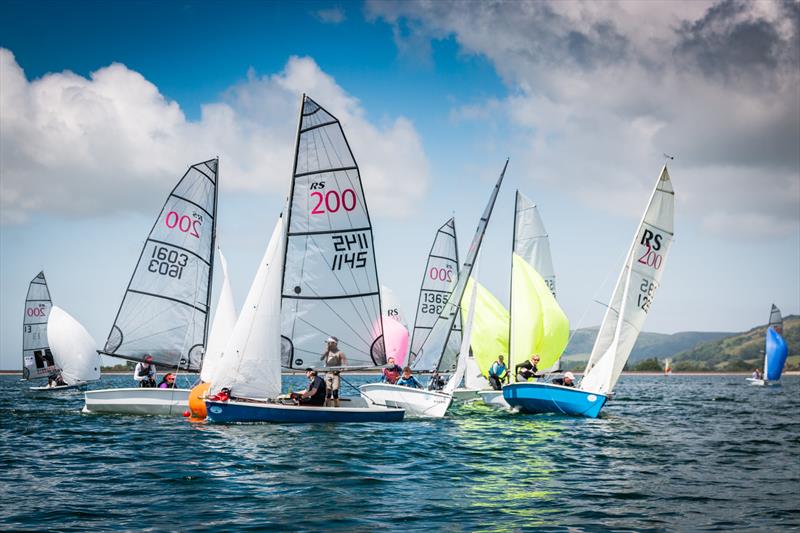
[396,367,423,389]
[515,354,541,382]
[321,337,347,407]
[133,354,157,387]
[488,355,508,390]
[158,373,177,389]
[382,357,402,384]
[551,371,576,388]
[290,368,327,406]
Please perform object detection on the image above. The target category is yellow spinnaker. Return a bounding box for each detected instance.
[460,278,509,378]
[511,253,569,371]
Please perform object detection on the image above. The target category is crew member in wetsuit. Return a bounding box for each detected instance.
[515,354,541,382]
[396,367,423,389]
[133,354,157,387]
[382,356,402,384]
[48,372,66,387]
[551,371,576,388]
[488,355,508,390]
[291,368,327,406]
[321,337,347,407]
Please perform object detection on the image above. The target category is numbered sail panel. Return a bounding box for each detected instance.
[103,159,218,371]
[281,294,385,368]
[23,271,57,380]
[514,192,556,297]
[582,166,674,394]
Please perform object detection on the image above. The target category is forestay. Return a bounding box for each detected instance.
[47,306,101,385]
[281,96,384,369]
[200,250,237,383]
[581,166,675,395]
[23,271,57,380]
[211,218,285,399]
[102,159,219,370]
[412,160,508,372]
[410,218,462,371]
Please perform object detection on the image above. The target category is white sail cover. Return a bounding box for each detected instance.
[211,218,284,399]
[47,306,101,385]
[22,271,57,380]
[410,217,462,371]
[281,96,384,369]
[103,159,218,370]
[412,160,508,372]
[200,250,237,383]
[581,166,675,395]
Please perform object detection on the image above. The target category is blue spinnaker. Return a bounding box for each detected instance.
[765,327,788,381]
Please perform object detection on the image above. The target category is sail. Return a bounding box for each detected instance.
[460,278,509,377]
[514,192,556,297]
[509,254,569,375]
[381,285,410,365]
[412,160,509,372]
[211,218,285,398]
[381,285,409,329]
[409,218,462,370]
[102,159,219,370]
[22,271,57,380]
[581,166,675,395]
[200,250,237,383]
[764,304,788,381]
[47,306,101,385]
[444,256,480,394]
[280,95,384,369]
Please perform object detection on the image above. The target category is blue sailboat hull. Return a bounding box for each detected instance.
[503,383,608,418]
[205,399,405,424]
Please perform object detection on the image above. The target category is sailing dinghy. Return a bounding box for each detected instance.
[747,304,788,386]
[83,158,219,415]
[205,95,404,423]
[22,272,58,383]
[504,165,675,417]
[360,161,508,418]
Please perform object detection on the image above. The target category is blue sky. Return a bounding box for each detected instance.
[1,0,798,369]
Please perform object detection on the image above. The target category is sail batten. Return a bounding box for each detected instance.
[22,271,57,380]
[412,160,509,372]
[102,159,219,370]
[281,95,384,369]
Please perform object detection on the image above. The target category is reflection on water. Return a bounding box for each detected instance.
[1,374,799,530]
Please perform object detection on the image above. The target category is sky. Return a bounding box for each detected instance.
[1,0,798,369]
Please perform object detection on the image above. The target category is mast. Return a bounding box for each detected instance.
[508,191,520,383]
[202,157,220,352]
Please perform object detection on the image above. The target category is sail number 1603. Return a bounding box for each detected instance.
[149,246,188,279]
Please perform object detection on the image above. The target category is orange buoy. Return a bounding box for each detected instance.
[187,381,211,421]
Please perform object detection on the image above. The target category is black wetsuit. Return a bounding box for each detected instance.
[551,377,575,387]
[300,376,327,406]
[515,360,539,381]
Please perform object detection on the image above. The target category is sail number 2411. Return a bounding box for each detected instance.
[331,232,368,270]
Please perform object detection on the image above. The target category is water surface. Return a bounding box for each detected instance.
[1,374,798,531]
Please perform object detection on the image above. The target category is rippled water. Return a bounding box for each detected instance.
[1,374,798,531]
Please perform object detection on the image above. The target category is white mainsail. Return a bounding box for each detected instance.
[102,159,219,370]
[210,218,285,398]
[280,95,384,369]
[412,160,509,372]
[47,306,101,385]
[22,271,57,380]
[444,254,480,394]
[200,250,237,383]
[409,217,462,371]
[580,166,675,395]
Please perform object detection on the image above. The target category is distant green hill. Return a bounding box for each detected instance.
[671,315,799,371]
[559,327,733,370]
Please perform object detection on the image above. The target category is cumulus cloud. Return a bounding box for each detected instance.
[0,49,429,223]
[367,0,800,237]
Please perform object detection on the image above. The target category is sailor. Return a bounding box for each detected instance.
[158,372,177,389]
[48,372,66,388]
[515,354,541,382]
[381,356,402,384]
[133,354,157,387]
[551,371,576,388]
[291,368,327,406]
[428,371,445,391]
[396,366,423,389]
[752,368,762,380]
[321,337,348,407]
[488,355,508,390]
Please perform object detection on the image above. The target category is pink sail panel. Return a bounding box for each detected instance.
[380,316,409,366]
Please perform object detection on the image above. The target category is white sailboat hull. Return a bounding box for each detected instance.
[83,388,191,415]
[29,382,89,392]
[478,390,511,408]
[452,388,481,402]
[746,378,781,387]
[360,383,452,418]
